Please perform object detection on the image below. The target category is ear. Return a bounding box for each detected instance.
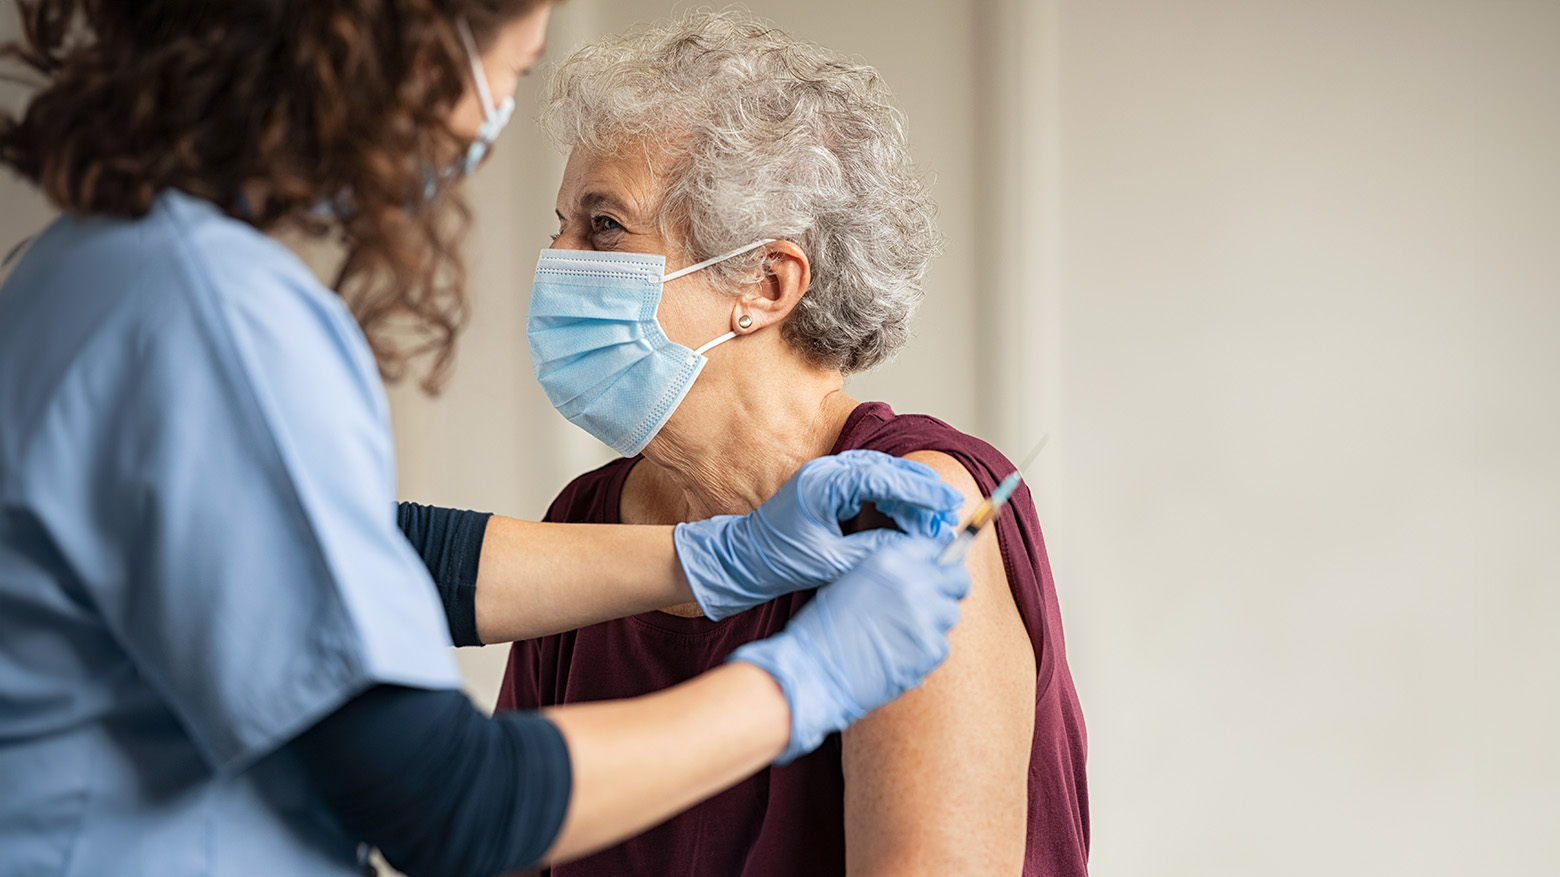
[731,241,810,335]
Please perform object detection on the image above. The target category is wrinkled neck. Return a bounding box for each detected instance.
[641,358,856,521]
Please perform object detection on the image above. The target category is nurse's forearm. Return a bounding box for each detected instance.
[540,661,789,864]
[294,669,786,874]
[474,516,692,642]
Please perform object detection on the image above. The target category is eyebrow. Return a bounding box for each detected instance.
[566,190,643,222]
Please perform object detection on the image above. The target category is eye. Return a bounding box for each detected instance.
[591,215,623,235]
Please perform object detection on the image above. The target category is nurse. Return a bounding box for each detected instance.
[0,3,970,876]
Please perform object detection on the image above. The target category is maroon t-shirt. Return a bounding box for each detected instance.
[498,402,1089,876]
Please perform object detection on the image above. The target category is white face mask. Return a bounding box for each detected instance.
[453,19,515,177]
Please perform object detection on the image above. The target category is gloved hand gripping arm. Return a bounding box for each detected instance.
[728,535,971,762]
[415,450,962,643]
[674,449,963,619]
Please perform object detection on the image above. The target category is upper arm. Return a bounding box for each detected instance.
[841,451,1036,875]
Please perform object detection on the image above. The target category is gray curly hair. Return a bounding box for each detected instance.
[538,9,942,374]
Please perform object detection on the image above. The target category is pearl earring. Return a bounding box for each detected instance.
[738,314,754,330]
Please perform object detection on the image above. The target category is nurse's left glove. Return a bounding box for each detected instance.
[674,449,962,621]
[730,535,971,763]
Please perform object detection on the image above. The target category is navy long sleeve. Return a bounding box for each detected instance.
[293,685,572,876]
[397,501,491,647]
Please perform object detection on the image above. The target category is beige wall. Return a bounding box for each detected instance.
[1056,2,1560,874]
[4,2,1558,873]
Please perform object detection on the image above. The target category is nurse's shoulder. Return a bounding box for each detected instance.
[0,187,459,774]
[0,188,385,469]
[153,189,387,400]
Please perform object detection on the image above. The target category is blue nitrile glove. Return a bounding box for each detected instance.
[674,449,962,621]
[729,535,971,763]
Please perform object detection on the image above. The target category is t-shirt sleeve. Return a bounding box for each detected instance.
[22,204,461,772]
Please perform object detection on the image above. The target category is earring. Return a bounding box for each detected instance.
[738,314,754,330]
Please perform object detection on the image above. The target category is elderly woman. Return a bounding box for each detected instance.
[500,11,1088,876]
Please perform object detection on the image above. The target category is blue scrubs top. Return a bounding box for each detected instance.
[0,191,462,875]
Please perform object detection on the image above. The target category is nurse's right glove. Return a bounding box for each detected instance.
[728,535,971,764]
[675,450,962,621]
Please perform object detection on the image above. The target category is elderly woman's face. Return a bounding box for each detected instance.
[551,146,737,352]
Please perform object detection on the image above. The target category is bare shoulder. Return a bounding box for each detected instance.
[897,451,1029,675]
[901,450,983,512]
[841,447,1037,875]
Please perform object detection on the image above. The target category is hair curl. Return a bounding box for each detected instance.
[0,0,548,391]
[539,9,943,374]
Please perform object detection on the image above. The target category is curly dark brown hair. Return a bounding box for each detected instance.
[0,0,550,391]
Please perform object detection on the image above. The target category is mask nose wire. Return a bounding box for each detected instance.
[661,239,776,283]
[456,19,499,122]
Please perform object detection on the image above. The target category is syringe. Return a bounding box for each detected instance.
[937,435,1048,566]
[938,470,1024,564]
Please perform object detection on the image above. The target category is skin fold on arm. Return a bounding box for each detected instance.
[841,451,1037,875]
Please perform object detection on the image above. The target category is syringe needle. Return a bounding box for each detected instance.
[1015,435,1050,476]
[937,436,1049,566]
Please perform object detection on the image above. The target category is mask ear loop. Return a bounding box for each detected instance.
[690,332,739,360]
[662,239,776,283]
[456,19,499,123]
[667,239,779,362]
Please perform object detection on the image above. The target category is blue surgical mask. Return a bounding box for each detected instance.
[527,241,772,456]
[454,19,514,177]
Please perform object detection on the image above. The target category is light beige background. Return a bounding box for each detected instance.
[3,1,1557,874]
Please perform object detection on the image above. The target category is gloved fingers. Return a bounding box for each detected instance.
[936,561,974,601]
[868,499,958,540]
[930,637,953,669]
[895,617,954,687]
[930,588,965,632]
[822,457,963,533]
[883,537,973,601]
[829,528,915,566]
[889,533,955,566]
[831,448,908,468]
[741,533,973,765]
